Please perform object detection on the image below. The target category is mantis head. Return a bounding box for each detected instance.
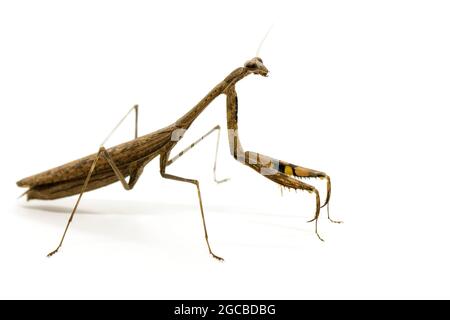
[244,57,269,77]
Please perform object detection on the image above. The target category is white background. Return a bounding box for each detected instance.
[1,0,449,299]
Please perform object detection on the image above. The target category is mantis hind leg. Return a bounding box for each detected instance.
[47,105,142,257]
[47,149,102,257]
[47,147,143,257]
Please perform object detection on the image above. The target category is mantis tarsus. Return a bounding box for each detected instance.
[17,57,341,261]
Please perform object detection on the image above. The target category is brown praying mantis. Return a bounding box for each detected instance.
[17,56,341,261]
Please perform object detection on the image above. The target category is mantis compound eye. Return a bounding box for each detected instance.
[245,61,257,69]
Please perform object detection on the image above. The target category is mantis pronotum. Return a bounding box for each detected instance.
[17,57,341,261]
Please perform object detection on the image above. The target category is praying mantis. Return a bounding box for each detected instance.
[17,56,341,261]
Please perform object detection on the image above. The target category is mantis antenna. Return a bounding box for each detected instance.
[256,24,274,57]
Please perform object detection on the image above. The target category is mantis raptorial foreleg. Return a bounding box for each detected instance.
[166,125,229,184]
[274,162,340,224]
[225,86,341,241]
[47,105,142,257]
[241,151,324,241]
[160,153,223,261]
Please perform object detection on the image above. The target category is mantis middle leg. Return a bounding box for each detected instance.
[160,153,223,261]
[166,125,229,184]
